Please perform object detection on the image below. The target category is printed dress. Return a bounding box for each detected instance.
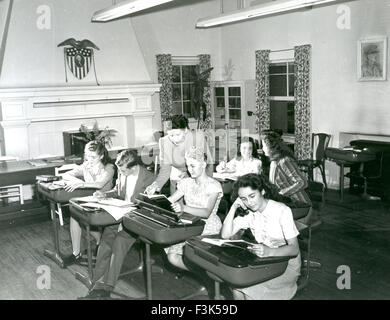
[165,176,223,255]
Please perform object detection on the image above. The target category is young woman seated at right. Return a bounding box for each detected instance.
[221,173,301,300]
[216,136,262,176]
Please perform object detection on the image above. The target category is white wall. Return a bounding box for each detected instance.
[0,0,151,86]
[212,0,390,187]
[130,0,222,82]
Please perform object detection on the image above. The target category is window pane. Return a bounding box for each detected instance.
[270,75,287,96]
[228,87,241,96]
[229,109,241,120]
[216,97,225,108]
[215,87,224,96]
[229,120,241,130]
[270,101,295,134]
[287,103,295,134]
[288,63,294,74]
[183,84,191,100]
[269,64,287,74]
[172,84,182,101]
[183,101,192,118]
[288,75,295,96]
[172,66,181,83]
[182,66,192,82]
[173,101,183,115]
[229,97,241,109]
[189,65,198,82]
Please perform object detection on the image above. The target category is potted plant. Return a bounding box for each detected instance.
[74,120,117,147]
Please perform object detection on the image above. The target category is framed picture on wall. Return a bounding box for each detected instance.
[357,36,387,81]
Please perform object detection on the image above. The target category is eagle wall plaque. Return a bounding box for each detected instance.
[58,38,100,85]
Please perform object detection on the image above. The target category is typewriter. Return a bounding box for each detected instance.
[122,193,205,245]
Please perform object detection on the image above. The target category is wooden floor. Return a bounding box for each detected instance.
[1,190,389,300]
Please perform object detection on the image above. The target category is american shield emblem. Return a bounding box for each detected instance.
[65,48,92,80]
[58,38,100,85]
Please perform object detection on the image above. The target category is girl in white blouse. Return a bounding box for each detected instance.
[62,141,115,266]
[221,173,301,300]
[216,136,262,176]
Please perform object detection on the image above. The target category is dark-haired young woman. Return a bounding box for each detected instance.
[62,141,115,266]
[221,173,301,300]
[145,114,213,195]
[216,136,262,176]
[261,131,311,206]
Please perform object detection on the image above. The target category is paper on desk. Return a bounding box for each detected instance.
[80,202,136,221]
[76,196,134,207]
[75,195,98,202]
[201,238,253,247]
[212,172,238,181]
[98,198,134,207]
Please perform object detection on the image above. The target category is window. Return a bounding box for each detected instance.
[269,61,295,135]
[171,64,197,118]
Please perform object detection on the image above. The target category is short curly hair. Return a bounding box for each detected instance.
[185,146,207,162]
[115,149,140,169]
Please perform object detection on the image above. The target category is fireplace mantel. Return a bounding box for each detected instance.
[0,83,161,159]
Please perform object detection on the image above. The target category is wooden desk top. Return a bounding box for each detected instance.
[0,159,66,187]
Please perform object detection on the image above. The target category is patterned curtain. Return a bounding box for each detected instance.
[198,54,212,130]
[156,54,173,121]
[255,50,271,133]
[294,45,311,161]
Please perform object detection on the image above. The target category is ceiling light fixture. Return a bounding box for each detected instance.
[196,0,341,28]
[92,0,173,22]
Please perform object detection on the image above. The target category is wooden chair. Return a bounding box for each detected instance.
[298,133,331,189]
[290,202,322,292]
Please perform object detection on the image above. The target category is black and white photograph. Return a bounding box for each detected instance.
[0,0,389,306]
[358,36,387,81]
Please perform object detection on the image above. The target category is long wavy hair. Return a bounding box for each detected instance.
[261,130,295,161]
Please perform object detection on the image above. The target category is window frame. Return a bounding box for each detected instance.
[171,56,199,119]
[269,58,296,142]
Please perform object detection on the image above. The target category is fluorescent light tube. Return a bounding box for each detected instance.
[92,0,173,22]
[196,0,340,27]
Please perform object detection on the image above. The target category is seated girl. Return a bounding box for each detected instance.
[221,173,301,300]
[261,131,311,206]
[62,141,115,266]
[166,147,223,271]
[80,149,155,299]
[216,136,262,176]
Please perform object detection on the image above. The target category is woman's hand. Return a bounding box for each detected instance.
[64,181,84,192]
[145,182,159,196]
[170,202,183,214]
[93,190,106,200]
[217,161,227,172]
[250,244,271,258]
[232,197,247,211]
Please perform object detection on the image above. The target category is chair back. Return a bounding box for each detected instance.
[312,133,331,161]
